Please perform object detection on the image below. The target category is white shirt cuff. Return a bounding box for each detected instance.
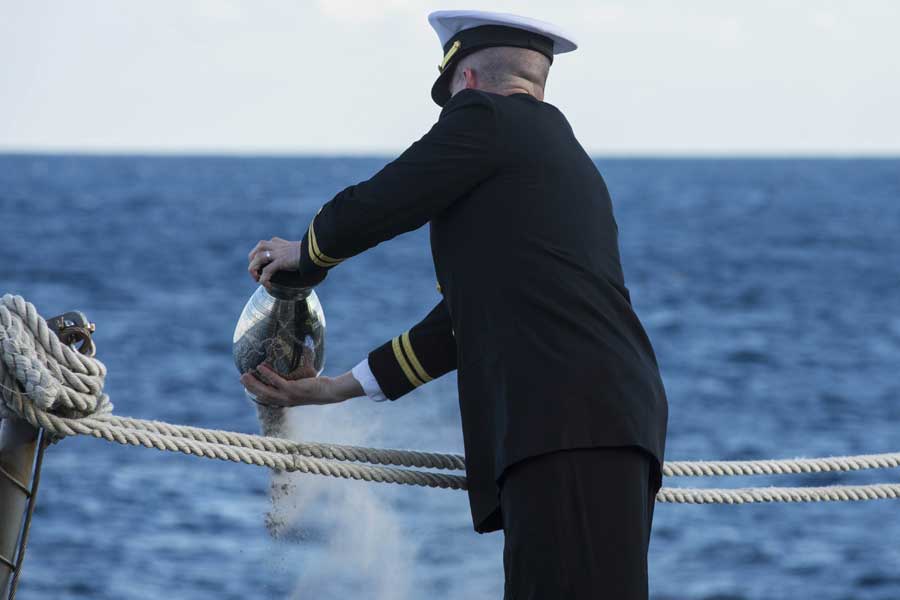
[351,358,388,402]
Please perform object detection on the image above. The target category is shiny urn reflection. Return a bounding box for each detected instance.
[233,279,325,437]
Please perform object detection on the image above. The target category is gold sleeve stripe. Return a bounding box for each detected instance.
[307,219,343,268]
[401,331,433,384]
[309,220,342,265]
[307,235,335,268]
[392,337,424,388]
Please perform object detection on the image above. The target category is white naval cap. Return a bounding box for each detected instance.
[427,10,577,106]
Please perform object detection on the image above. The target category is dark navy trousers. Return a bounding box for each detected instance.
[499,446,659,600]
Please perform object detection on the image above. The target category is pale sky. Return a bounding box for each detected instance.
[2,0,898,155]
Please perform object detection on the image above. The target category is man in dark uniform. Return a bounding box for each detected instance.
[241,10,668,599]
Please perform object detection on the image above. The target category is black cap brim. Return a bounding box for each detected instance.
[431,62,457,107]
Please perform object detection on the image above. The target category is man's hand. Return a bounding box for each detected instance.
[247,237,302,288]
[240,364,364,407]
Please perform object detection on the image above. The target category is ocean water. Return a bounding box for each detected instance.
[1,154,899,600]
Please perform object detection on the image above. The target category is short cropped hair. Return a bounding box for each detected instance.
[454,46,551,90]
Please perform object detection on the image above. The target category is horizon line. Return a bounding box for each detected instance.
[1,147,899,160]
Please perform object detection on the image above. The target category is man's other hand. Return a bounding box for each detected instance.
[240,364,364,407]
[247,237,302,288]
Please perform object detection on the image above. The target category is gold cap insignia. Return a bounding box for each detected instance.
[438,40,462,73]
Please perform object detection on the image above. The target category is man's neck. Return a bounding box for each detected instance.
[499,87,543,101]
[477,84,544,101]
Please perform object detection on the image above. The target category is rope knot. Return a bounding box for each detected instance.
[0,294,112,438]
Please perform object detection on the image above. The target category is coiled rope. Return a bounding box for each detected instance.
[1,293,898,504]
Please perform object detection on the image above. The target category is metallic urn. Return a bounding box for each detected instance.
[233,275,326,436]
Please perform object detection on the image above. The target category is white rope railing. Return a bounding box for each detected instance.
[661,452,900,478]
[2,293,898,504]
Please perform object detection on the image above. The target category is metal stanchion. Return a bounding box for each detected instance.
[0,311,95,599]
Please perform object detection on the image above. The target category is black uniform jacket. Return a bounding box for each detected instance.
[291,89,668,533]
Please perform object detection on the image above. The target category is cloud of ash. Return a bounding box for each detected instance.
[261,405,417,600]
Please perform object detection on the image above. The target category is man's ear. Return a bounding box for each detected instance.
[463,67,478,90]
